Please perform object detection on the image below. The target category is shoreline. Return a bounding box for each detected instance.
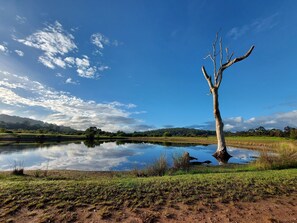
[1,135,296,151]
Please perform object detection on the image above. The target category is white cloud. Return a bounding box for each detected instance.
[64,57,75,66]
[16,15,27,24]
[227,13,279,40]
[75,56,97,78]
[0,44,8,53]
[194,111,297,132]
[65,77,78,85]
[98,65,110,71]
[0,69,151,132]
[15,21,77,69]
[14,22,109,78]
[91,33,119,55]
[91,33,110,49]
[14,50,24,57]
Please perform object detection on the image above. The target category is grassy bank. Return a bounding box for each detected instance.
[129,136,297,151]
[0,168,296,222]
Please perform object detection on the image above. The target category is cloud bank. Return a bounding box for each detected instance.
[0,70,152,132]
[190,111,297,132]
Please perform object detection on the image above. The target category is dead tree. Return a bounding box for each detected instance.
[201,34,254,161]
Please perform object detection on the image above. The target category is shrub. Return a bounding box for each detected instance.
[172,152,190,171]
[12,161,24,176]
[144,154,168,176]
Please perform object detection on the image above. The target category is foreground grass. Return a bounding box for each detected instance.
[0,168,296,221]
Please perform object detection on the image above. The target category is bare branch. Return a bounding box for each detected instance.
[222,46,255,71]
[219,37,223,67]
[212,34,218,77]
[228,52,234,61]
[201,66,214,91]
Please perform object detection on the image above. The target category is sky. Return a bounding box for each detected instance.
[0,0,296,132]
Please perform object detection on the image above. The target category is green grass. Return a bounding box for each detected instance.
[0,168,296,220]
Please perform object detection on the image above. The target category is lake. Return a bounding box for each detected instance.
[0,140,259,171]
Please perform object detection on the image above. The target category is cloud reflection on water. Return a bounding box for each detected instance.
[0,142,259,171]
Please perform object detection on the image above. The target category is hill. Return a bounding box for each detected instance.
[0,114,77,134]
[132,127,216,137]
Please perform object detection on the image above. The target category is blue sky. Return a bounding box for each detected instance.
[0,0,296,132]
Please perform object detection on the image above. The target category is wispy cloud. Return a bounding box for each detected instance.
[227,13,279,40]
[91,32,119,54]
[14,50,24,57]
[65,77,79,85]
[14,21,112,79]
[15,21,77,69]
[91,33,110,49]
[0,44,8,54]
[0,69,151,132]
[15,15,27,24]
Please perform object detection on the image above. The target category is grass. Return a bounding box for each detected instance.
[0,168,296,220]
[254,142,297,170]
[129,136,297,151]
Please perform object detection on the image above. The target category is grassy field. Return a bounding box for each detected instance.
[129,136,297,151]
[0,167,296,222]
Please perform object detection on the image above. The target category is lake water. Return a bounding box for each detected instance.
[0,140,259,171]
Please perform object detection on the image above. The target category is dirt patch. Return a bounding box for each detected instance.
[2,195,296,223]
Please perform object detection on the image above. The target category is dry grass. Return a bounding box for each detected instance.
[253,142,297,169]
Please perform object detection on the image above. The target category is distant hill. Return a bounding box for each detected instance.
[133,127,216,137]
[0,114,77,133]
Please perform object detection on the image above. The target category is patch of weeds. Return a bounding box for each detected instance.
[172,152,190,171]
[11,161,24,176]
[144,155,168,176]
[34,169,42,178]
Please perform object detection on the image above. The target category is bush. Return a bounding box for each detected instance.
[12,161,24,176]
[143,154,168,176]
[172,152,190,171]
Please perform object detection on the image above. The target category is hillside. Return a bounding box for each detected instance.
[0,114,77,133]
[133,127,216,137]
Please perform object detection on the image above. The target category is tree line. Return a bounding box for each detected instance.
[84,126,297,139]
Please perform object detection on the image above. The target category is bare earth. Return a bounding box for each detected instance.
[6,195,297,223]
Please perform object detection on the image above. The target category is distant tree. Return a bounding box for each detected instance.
[163,131,172,137]
[255,126,267,136]
[290,128,297,139]
[85,126,97,140]
[201,33,254,161]
[116,131,126,137]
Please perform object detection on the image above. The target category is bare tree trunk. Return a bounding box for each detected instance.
[201,34,254,162]
[212,88,231,162]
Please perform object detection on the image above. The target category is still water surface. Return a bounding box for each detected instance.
[0,141,259,171]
